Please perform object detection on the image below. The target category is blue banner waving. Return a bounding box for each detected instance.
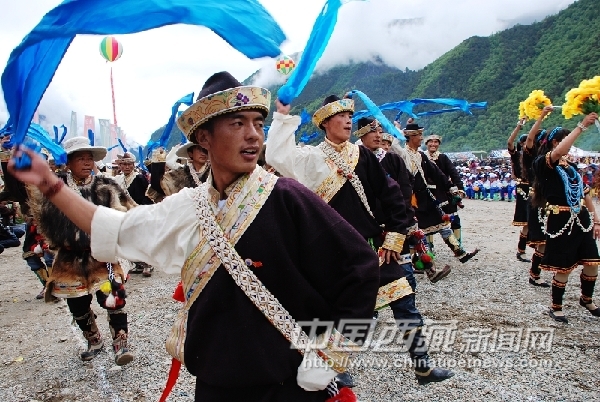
[2,0,286,166]
[278,0,363,105]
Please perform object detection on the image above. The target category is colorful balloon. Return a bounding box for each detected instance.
[275,55,295,75]
[100,36,123,62]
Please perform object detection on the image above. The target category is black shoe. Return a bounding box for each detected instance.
[579,298,600,317]
[416,367,455,385]
[429,265,452,283]
[548,309,568,324]
[516,252,531,263]
[335,372,355,388]
[529,278,550,288]
[458,248,479,263]
[372,310,379,320]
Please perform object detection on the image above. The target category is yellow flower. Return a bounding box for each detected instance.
[520,90,552,120]
[518,101,527,119]
[562,76,600,119]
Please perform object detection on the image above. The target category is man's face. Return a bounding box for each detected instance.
[121,162,134,175]
[196,110,264,178]
[188,146,208,166]
[322,112,353,144]
[427,139,440,153]
[381,140,391,152]
[67,151,94,179]
[407,133,423,149]
[360,129,382,151]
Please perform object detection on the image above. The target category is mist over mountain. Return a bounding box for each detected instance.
[150,0,599,152]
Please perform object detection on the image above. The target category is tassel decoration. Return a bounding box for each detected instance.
[326,387,358,402]
[172,282,185,303]
[99,281,112,295]
[105,293,116,308]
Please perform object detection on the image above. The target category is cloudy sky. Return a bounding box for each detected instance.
[0,0,575,145]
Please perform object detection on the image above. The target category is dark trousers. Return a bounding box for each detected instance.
[66,292,127,334]
[388,262,423,329]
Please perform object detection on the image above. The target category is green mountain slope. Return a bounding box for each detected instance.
[148,0,600,152]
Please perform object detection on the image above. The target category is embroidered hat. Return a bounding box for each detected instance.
[177,71,271,141]
[381,133,393,143]
[62,136,107,162]
[353,117,381,138]
[425,134,442,144]
[403,123,425,137]
[175,142,207,158]
[313,95,354,129]
[117,152,136,164]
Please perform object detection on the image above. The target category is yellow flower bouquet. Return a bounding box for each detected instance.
[519,90,552,120]
[562,76,600,131]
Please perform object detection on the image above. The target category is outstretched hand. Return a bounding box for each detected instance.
[7,146,55,187]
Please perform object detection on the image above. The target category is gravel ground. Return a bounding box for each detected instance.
[0,198,599,402]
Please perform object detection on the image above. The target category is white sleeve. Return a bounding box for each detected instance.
[265,112,332,191]
[90,188,200,274]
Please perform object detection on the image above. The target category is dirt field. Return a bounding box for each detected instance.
[0,198,599,402]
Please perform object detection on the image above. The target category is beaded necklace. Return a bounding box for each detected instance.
[66,173,91,196]
[556,161,583,214]
[538,159,593,238]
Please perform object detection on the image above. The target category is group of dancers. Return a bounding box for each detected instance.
[3,72,598,401]
[509,106,600,323]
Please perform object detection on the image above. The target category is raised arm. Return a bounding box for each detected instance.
[525,106,553,150]
[264,100,305,180]
[265,100,331,190]
[507,118,526,151]
[550,113,598,163]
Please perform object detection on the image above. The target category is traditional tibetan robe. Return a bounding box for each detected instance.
[115,171,153,205]
[400,148,454,234]
[533,153,600,273]
[377,150,417,231]
[509,147,529,226]
[426,151,463,214]
[27,175,135,301]
[266,112,411,297]
[523,145,545,246]
[90,168,379,401]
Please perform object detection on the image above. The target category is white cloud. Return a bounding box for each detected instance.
[0,0,576,145]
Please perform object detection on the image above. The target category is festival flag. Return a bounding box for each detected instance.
[83,115,98,145]
[69,111,78,140]
[109,123,118,160]
[98,119,111,162]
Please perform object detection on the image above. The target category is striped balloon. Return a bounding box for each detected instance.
[99,36,123,62]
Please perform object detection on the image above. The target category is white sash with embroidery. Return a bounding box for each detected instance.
[318,142,373,217]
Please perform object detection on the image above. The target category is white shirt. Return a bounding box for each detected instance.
[91,187,201,274]
[265,112,331,191]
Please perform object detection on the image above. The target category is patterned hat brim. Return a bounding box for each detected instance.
[403,129,424,137]
[312,99,354,129]
[353,120,381,138]
[425,135,442,144]
[381,133,393,143]
[177,86,271,141]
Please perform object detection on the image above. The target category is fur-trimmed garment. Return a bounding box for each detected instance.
[27,175,135,301]
[161,165,209,196]
[146,162,209,203]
